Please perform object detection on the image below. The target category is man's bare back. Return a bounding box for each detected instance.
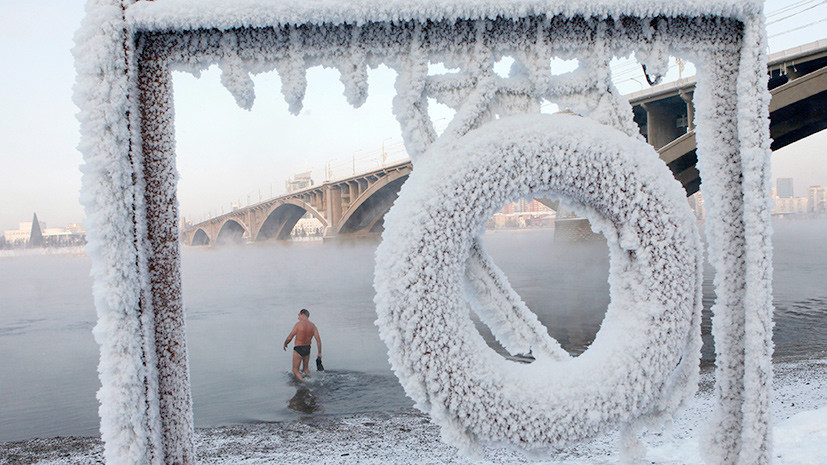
[283,309,322,381]
[291,320,317,346]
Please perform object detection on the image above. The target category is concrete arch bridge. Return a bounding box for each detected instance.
[183,40,827,246]
[183,161,411,246]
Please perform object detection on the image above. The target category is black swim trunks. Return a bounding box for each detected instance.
[293,345,311,357]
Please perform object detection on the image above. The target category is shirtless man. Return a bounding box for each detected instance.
[283,309,322,381]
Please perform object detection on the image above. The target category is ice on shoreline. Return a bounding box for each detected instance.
[3,359,825,464]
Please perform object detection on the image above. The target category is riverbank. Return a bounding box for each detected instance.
[3,358,825,465]
[0,246,85,259]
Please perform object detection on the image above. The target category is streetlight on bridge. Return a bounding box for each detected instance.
[381,137,392,166]
[352,149,364,175]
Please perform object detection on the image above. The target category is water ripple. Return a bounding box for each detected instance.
[0,318,47,337]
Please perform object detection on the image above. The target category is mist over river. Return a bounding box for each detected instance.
[1,219,826,442]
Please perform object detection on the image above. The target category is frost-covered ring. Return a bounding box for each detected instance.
[374,113,701,450]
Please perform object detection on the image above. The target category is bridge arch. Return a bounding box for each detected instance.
[215,218,249,246]
[283,198,327,226]
[337,171,410,235]
[191,228,210,246]
[256,199,328,241]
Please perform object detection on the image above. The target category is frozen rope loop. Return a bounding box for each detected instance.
[374,113,703,454]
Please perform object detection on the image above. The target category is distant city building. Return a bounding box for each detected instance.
[4,216,46,244]
[179,217,193,231]
[773,196,808,215]
[776,177,794,199]
[488,198,555,229]
[291,215,324,237]
[66,223,85,234]
[285,171,313,193]
[497,198,553,215]
[687,192,706,220]
[515,198,529,213]
[770,182,809,216]
[4,227,33,243]
[808,185,826,213]
[3,214,86,248]
[525,199,552,213]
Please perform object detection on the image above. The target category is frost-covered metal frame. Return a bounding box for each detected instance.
[75,1,773,464]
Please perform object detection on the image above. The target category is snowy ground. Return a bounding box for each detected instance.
[2,359,825,465]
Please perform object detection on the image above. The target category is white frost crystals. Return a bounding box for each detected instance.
[75,0,773,463]
[374,113,703,453]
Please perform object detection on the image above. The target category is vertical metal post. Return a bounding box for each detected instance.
[138,37,195,465]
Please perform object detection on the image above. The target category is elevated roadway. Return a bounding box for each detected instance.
[184,40,827,245]
[629,39,827,195]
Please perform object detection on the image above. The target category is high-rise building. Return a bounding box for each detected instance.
[285,171,313,193]
[526,199,552,213]
[808,185,826,213]
[773,197,808,215]
[687,192,706,219]
[777,177,794,199]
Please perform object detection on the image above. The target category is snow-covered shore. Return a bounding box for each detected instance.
[3,359,825,465]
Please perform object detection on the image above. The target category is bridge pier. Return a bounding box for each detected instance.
[641,95,691,150]
[325,186,344,229]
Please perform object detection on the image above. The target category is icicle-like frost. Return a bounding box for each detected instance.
[338,57,369,107]
[375,113,702,453]
[276,25,307,115]
[218,33,256,110]
[391,23,436,159]
[637,19,671,85]
[338,26,369,107]
[219,56,256,110]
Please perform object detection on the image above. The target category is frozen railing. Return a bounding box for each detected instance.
[75,1,773,463]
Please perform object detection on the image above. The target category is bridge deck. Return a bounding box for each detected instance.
[184,40,827,244]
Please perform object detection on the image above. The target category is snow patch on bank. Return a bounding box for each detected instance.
[4,360,824,465]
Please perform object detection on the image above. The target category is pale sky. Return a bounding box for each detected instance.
[0,0,825,232]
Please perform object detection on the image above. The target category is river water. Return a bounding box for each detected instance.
[1,219,826,442]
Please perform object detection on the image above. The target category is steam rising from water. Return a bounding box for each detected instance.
[1,220,826,441]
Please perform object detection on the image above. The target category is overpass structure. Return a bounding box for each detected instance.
[183,161,411,245]
[629,39,827,196]
[183,40,827,245]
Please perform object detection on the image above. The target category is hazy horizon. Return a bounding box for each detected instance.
[1,0,825,233]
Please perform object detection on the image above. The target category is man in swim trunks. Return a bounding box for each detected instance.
[283,308,322,381]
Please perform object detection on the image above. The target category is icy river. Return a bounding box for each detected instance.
[1,220,826,442]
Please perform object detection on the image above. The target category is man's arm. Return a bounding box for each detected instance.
[314,326,322,358]
[283,324,298,351]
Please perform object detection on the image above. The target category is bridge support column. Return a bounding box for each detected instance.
[643,100,686,150]
[680,90,695,131]
[324,186,343,237]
